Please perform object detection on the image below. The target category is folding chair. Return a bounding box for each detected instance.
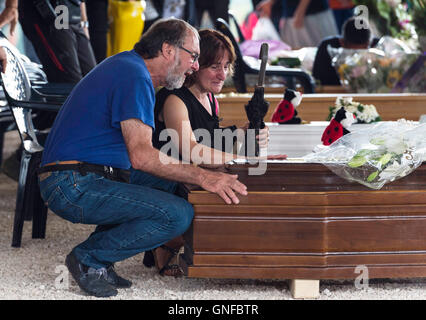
[0,103,15,165]
[0,44,62,247]
[0,32,73,166]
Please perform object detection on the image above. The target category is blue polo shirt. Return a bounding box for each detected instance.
[41,50,155,169]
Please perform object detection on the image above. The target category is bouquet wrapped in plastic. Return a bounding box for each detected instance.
[303,120,426,189]
[329,36,420,93]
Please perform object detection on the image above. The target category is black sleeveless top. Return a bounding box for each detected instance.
[152,87,237,156]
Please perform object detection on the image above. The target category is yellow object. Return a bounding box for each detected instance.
[386,70,402,88]
[107,0,145,57]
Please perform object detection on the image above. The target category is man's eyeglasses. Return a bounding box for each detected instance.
[178,46,199,64]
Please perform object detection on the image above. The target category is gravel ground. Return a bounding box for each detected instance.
[1,131,425,300]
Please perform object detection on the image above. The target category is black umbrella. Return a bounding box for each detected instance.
[244,43,269,157]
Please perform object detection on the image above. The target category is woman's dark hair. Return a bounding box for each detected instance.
[134,18,198,59]
[184,29,236,87]
[342,16,371,46]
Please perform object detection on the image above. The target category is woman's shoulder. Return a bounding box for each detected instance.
[156,86,192,103]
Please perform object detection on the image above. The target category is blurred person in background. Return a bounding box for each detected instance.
[257,0,338,48]
[254,0,282,33]
[0,0,96,83]
[194,0,229,27]
[0,0,96,180]
[144,0,197,32]
[328,0,355,34]
[86,0,108,63]
[312,16,379,86]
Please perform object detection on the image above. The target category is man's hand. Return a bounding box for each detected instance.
[256,0,274,18]
[0,46,7,73]
[121,118,248,205]
[82,26,90,39]
[199,169,247,205]
[0,6,18,37]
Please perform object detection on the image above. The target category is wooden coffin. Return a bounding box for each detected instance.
[181,162,426,280]
[216,93,426,127]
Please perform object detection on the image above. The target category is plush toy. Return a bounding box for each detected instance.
[321,107,356,146]
[271,88,303,124]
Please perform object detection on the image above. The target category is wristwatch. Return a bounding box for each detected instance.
[80,21,89,28]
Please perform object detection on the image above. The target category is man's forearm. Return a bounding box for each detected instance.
[80,1,88,22]
[180,140,237,166]
[297,0,311,14]
[132,145,206,187]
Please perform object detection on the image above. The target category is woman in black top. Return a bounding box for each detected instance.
[153,86,233,156]
[151,29,270,167]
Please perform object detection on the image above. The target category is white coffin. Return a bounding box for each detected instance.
[267,121,378,157]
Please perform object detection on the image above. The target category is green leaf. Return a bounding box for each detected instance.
[348,155,367,168]
[355,149,373,157]
[370,137,386,145]
[378,153,392,167]
[377,0,391,20]
[367,171,379,182]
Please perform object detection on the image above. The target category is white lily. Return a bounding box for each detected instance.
[384,137,407,154]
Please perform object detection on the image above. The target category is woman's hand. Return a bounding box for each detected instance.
[257,126,269,148]
[238,122,270,148]
[239,122,250,131]
[236,122,249,144]
[256,0,274,18]
[266,154,287,160]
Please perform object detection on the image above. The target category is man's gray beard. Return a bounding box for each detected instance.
[165,73,185,90]
[165,56,186,90]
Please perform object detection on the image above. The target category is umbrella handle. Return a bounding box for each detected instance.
[244,128,260,157]
[255,128,260,157]
[257,43,269,87]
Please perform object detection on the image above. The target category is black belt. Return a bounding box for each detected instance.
[37,163,130,183]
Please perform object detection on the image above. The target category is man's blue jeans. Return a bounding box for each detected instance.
[39,169,194,269]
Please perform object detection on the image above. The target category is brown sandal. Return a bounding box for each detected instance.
[154,245,184,277]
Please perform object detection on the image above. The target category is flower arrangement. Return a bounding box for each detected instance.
[347,134,415,183]
[303,120,426,189]
[327,96,381,124]
[352,0,416,40]
[330,39,419,93]
[411,0,426,37]
[412,0,426,50]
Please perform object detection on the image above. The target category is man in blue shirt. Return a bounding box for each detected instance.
[38,18,247,298]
